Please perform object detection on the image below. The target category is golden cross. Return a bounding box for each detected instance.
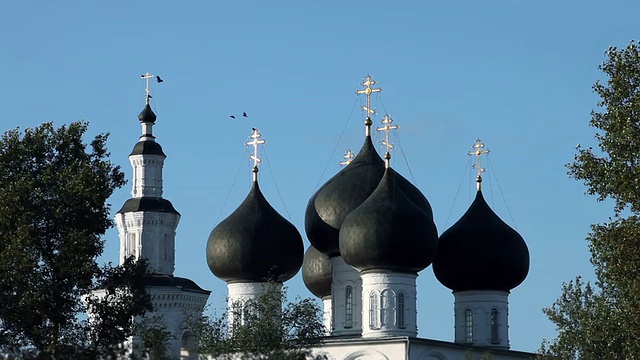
[468,138,490,189]
[356,75,381,135]
[376,114,398,168]
[246,128,266,181]
[339,149,355,166]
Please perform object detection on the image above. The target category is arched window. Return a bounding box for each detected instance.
[129,233,137,257]
[345,286,353,328]
[231,301,243,327]
[465,309,473,343]
[380,290,393,326]
[490,308,499,344]
[369,292,379,329]
[397,292,406,328]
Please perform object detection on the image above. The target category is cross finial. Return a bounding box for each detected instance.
[356,75,382,136]
[339,149,355,166]
[376,114,398,168]
[140,72,154,105]
[468,138,490,190]
[246,128,266,182]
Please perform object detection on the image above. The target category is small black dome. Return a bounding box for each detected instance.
[207,181,304,283]
[117,197,179,215]
[339,168,438,273]
[142,275,210,294]
[130,140,166,156]
[138,104,157,123]
[305,136,384,257]
[302,245,333,299]
[433,191,530,292]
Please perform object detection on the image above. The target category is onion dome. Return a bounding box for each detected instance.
[130,102,165,156]
[207,180,303,283]
[339,167,438,273]
[138,103,157,123]
[207,128,304,283]
[302,245,333,299]
[305,136,385,257]
[433,190,529,292]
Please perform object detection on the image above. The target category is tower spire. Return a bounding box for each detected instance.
[246,128,266,182]
[356,75,382,136]
[469,138,490,191]
[376,114,398,168]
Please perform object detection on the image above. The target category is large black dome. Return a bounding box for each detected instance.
[302,245,333,299]
[433,190,529,292]
[207,181,304,283]
[305,136,385,257]
[339,167,438,273]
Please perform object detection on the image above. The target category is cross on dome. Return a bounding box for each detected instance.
[140,72,155,104]
[376,114,398,168]
[339,149,355,166]
[246,128,266,181]
[468,138,490,190]
[356,75,382,136]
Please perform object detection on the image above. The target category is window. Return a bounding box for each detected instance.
[490,308,499,344]
[345,286,353,328]
[163,234,168,261]
[369,292,379,329]
[380,290,392,326]
[397,292,406,328]
[465,309,473,343]
[129,233,137,257]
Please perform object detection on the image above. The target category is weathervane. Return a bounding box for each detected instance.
[356,75,382,136]
[339,149,355,166]
[140,72,163,105]
[468,138,490,190]
[376,114,398,168]
[246,128,266,181]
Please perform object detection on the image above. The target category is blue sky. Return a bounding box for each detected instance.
[1,0,637,353]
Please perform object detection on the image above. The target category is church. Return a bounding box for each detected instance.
[116,73,535,359]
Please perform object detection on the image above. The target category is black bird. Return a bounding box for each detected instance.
[156,76,163,83]
[230,115,236,119]
[243,112,248,117]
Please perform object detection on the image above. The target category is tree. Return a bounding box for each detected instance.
[0,121,152,358]
[187,285,327,360]
[540,41,640,359]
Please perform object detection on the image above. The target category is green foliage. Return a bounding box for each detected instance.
[541,41,640,359]
[133,314,173,360]
[186,285,327,360]
[0,121,152,358]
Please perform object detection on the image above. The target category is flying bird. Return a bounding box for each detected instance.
[243,112,248,117]
[156,76,163,83]
[230,115,236,119]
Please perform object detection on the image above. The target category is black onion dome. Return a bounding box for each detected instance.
[339,167,438,273]
[305,136,385,257]
[130,140,166,156]
[138,103,157,123]
[207,181,304,283]
[302,245,333,299]
[433,190,530,292]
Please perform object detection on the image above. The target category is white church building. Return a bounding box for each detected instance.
[117,74,535,359]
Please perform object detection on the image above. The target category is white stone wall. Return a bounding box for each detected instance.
[360,271,418,338]
[129,153,165,198]
[115,210,179,275]
[330,257,362,336]
[453,290,510,349]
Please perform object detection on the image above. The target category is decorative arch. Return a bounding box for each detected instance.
[343,349,390,360]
